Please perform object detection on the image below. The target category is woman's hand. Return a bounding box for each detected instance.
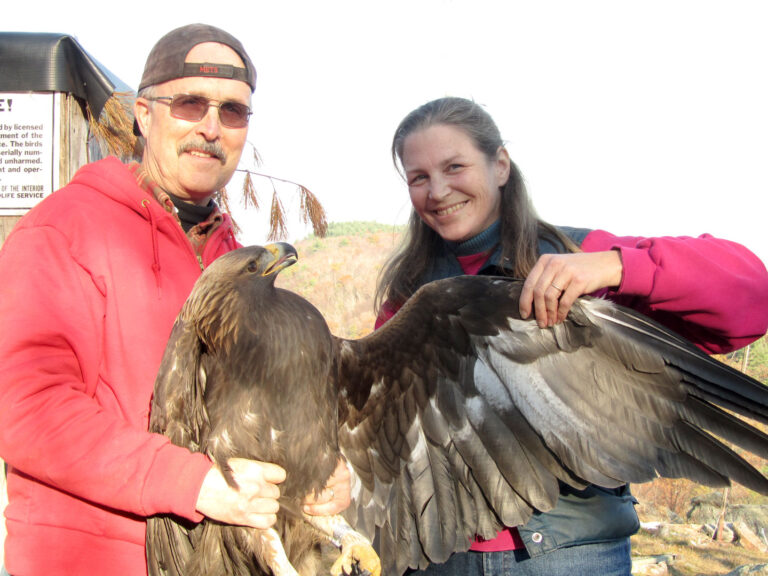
[303,457,352,516]
[196,457,286,529]
[519,250,623,327]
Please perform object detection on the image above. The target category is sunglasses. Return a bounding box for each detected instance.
[146,94,252,128]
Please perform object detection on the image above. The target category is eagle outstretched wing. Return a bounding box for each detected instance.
[335,275,768,575]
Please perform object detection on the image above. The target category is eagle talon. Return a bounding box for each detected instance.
[343,563,372,576]
[330,540,381,576]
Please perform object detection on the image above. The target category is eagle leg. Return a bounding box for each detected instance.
[303,514,381,576]
[260,527,300,576]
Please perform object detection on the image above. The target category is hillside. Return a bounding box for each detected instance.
[275,222,403,338]
[276,223,768,575]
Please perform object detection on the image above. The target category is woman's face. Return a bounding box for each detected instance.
[401,124,510,243]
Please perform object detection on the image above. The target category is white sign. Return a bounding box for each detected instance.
[0,92,56,213]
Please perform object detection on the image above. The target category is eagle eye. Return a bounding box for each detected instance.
[246,260,259,273]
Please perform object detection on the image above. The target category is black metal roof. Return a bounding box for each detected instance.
[0,32,133,119]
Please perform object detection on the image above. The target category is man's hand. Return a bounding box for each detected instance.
[196,457,286,529]
[519,250,623,327]
[303,458,352,516]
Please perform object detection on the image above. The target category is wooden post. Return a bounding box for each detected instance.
[0,216,22,248]
[60,92,90,185]
[713,487,730,541]
[741,344,751,374]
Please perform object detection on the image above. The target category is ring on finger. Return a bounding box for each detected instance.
[551,282,563,292]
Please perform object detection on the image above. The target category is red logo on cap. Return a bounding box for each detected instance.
[198,65,219,74]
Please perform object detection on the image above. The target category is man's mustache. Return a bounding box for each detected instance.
[177,140,227,164]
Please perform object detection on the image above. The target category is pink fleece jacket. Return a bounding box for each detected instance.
[0,157,240,575]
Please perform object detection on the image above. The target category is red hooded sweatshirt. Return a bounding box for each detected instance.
[0,157,240,575]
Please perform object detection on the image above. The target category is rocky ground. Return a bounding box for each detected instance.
[631,494,768,575]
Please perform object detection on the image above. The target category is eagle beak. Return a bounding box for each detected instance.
[263,242,298,276]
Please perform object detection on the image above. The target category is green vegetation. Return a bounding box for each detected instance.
[741,337,768,382]
[308,221,406,239]
[720,337,768,384]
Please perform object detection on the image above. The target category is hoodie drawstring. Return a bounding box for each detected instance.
[227,227,237,249]
[141,199,162,296]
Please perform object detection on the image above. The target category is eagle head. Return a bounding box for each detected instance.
[180,243,298,353]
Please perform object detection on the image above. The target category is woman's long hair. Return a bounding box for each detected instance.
[375,97,578,311]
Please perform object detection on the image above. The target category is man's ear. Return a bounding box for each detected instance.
[133,98,152,138]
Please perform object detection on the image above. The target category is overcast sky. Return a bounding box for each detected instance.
[5,0,767,262]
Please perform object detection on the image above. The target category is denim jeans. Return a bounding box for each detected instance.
[407,538,632,576]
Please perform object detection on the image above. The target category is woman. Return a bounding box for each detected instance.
[374,96,768,575]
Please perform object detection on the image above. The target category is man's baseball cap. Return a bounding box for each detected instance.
[137,23,256,93]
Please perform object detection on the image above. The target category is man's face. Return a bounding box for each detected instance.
[134,43,252,205]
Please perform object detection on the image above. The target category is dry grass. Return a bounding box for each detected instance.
[275,230,402,338]
[632,526,768,575]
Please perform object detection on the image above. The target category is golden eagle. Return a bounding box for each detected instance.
[147,243,768,576]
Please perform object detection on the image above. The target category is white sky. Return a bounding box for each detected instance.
[5,0,768,263]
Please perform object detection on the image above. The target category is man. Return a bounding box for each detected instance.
[0,24,348,575]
